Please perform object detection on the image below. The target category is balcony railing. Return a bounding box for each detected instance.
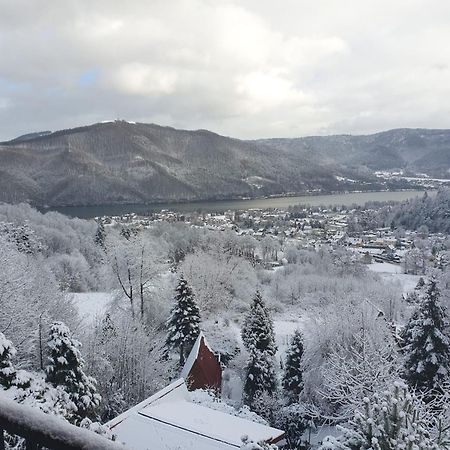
[0,394,126,450]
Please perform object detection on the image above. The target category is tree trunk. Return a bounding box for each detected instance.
[179,343,185,366]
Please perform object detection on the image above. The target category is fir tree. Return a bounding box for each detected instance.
[415,276,425,290]
[319,381,437,450]
[241,291,277,356]
[94,221,106,250]
[46,322,101,423]
[0,332,16,388]
[166,276,201,366]
[403,278,450,393]
[100,313,117,345]
[282,330,304,404]
[243,349,277,408]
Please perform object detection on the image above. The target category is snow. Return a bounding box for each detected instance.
[305,425,339,447]
[273,319,308,359]
[0,392,124,449]
[108,379,284,450]
[368,263,421,293]
[69,292,113,324]
[368,262,402,274]
[367,264,421,294]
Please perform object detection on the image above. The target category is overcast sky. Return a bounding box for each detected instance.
[1,0,450,141]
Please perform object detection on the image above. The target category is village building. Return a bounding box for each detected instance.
[108,334,285,449]
[181,332,222,392]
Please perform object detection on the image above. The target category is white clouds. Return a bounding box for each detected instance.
[235,70,313,113]
[0,0,449,140]
[111,63,178,96]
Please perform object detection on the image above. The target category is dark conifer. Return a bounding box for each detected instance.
[241,291,277,356]
[403,278,450,393]
[165,276,201,366]
[282,330,304,404]
[46,322,101,423]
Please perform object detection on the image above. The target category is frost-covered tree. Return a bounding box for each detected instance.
[283,330,304,404]
[46,322,101,423]
[243,349,277,408]
[318,330,400,420]
[241,291,277,356]
[319,382,438,450]
[0,332,16,388]
[403,278,450,393]
[180,249,257,313]
[165,276,201,366]
[108,229,167,319]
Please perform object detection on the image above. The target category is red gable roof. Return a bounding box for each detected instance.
[181,333,222,393]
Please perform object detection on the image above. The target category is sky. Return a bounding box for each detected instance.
[1,0,450,141]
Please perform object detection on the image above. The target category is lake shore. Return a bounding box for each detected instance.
[42,189,434,219]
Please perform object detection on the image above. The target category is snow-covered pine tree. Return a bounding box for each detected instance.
[94,220,106,251]
[46,322,101,423]
[403,278,450,394]
[282,330,304,404]
[165,276,201,366]
[319,381,437,450]
[0,332,16,388]
[241,291,277,356]
[243,349,277,408]
[416,276,426,290]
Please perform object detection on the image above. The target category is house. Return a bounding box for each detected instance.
[181,332,222,393]
[108,379,285,450]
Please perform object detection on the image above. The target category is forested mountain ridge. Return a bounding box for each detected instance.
[0,121,448,207]
[259,128,450,176]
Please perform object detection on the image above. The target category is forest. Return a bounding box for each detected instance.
[1,194,450,449]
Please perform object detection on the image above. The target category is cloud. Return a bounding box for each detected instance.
[0,0,449,140]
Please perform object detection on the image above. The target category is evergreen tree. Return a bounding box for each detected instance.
[243,349,277,408]
[403,278,450,393]
[415,276,425,290]
[319,382,437,450]
[165,276,201,366]
[241,291,277,356]
[0,332,16,388]
[282,330,304,404]
[94,221,106,250]
[46,322,101,423]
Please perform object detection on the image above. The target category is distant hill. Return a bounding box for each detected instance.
[0,121,448,206]
[258,128,450,177]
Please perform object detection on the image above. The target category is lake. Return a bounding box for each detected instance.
[44,190,431,219]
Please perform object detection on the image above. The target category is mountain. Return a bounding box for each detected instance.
[258,128,450,177]
[0,122,448,207]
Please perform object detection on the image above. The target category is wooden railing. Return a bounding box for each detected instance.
[0,394,126,450]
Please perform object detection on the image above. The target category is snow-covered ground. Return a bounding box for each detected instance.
[69,292,114,324]
[368,262,402,274]
[274,318,306,359]
[368,263,420,294]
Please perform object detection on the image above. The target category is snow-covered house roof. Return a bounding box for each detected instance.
[108,379,284,450]
[181,332,222,392]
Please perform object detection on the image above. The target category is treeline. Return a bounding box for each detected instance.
[347,188,450,234]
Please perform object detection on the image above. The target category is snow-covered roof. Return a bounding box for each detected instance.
[180,331,215,380]
[108,379,284,450]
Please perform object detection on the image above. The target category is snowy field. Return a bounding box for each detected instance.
[69,292,114,324]
[368,262,420,294]
[368,262,402,274]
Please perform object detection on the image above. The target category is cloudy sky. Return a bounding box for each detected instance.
[1,0,450,141]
